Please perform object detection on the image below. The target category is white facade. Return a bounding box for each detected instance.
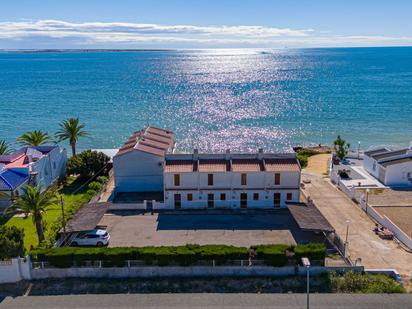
[163,152,301,209]
[363,146,412,187]
[113,126,175,193]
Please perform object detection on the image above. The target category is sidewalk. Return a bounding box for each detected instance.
[302,172,412,277]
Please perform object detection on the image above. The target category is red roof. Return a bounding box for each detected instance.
[165,160,195,173]
[232,159,263,172]
[265,158,300,172]
[198,159,229,172]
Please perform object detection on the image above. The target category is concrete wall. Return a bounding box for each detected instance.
[31,265,363,280]
[114,151,164,192]
[0,257,32,283]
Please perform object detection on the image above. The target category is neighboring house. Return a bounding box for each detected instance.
[113,126,175,193]
[164,150,301,209]
[363,144,412,187]
[0,145,67,208]
[113,127,301,209]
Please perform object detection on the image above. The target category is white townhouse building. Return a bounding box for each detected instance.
[113,126,175,193]
[163,149,301,209]
[363,144,412,187]
[113,126,302,209]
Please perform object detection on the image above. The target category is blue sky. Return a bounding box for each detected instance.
[1,0,412,49]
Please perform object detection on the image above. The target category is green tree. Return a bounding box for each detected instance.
[333,135,350,161]
[6,185,56,244]
[0,225,25,259]
[67,150,110,180]
[16,130,53,147]
[0,139,12,155]
[55,117,90,156]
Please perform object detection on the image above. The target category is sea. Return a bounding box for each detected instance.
[1,47,412,153]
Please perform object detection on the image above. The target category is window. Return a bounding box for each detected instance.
[274,193,281,207]
[187,193,193,201]
[286,193,293,201]
[174,174,180,186]
[220,193,226,200]
[208,194,214,208]
[208,174,214,186]
[240,193,248,208]
[53,162,56,169]
[174,194,181,209]
[241,173,247,185]
[274,173,281,185]
[253,193,259,200]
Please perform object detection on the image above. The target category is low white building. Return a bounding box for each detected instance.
[363,144,412,187]
[163,150,301,209]
[113,126,175,193]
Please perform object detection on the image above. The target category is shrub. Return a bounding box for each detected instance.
[297,154,308,168]
[0,225,25,259]
[253,245,291,266]
[88,181,103,192]
[294,243,326,262]
[67,150,110,180]
[330,271,405,293]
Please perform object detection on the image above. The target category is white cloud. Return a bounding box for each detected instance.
[0,19,411,48]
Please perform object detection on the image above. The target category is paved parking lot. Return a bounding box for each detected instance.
[99,210,324,247]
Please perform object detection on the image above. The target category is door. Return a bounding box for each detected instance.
[174,194,181,209]
[240,193,248,209]
[274,193,281,208]
[207,194,214,208]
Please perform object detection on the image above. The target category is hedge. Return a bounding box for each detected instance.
[31,244,326,268]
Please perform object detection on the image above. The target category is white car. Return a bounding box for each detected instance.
[71,229,110,247]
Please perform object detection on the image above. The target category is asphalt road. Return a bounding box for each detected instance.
[2,294,412,309]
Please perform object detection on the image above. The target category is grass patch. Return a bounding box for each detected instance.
[3,176,91,251]
[297,148,328,168]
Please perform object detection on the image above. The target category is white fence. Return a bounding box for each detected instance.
[0,256,364,283]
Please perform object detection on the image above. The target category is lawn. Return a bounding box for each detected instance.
[4,176,91,251]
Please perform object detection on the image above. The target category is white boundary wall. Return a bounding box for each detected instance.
[359,196,412,250]
[0,257,32,283]
[109,201,147,211]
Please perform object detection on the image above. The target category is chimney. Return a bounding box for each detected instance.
[225,149,231,160]
[258,148,264,160]
[193,149,199,160]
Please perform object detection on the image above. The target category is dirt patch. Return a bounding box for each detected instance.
[304,154,330,175]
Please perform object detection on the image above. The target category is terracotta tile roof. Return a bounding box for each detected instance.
[198,159,229,172]
[135,143,166,157]
[115,127,174,157]
[265,158,300,172]
[146,127,173,138]
[144,132,173,146]
[231,159,263,172]
[165,160,195,173]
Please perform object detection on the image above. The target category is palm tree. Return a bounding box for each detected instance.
[6,185,56,244]
[16,130,53,147]
[55,117,89,156]
[0,139,11,155]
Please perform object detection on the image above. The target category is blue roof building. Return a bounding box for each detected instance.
[0,169,29,191]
